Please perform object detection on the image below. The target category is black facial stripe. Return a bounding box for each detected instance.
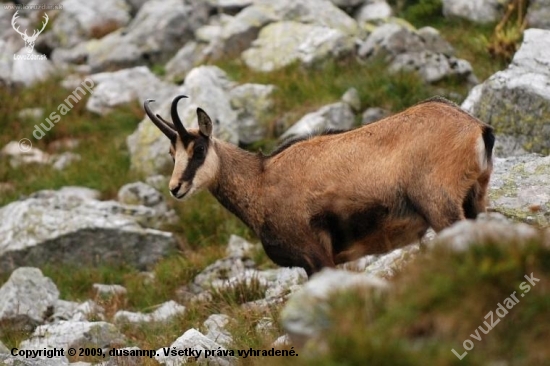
[181,138,210,182]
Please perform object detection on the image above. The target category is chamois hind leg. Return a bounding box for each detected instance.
[463,170,492,219]
[409,188,465,232]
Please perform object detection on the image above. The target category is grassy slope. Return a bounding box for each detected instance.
[0,3,519,364]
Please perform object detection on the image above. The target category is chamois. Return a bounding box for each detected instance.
[144,95,494,276]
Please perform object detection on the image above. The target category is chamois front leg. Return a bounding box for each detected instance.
[259,224,334,276]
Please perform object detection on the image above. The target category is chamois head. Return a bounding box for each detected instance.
[144,95,219,200]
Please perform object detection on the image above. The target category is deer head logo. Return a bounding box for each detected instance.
[11,11,49,53]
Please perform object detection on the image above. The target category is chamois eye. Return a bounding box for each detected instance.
[194,145,205,157]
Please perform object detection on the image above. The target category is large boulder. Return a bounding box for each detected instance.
[355,0,393,23]
[442,0,508,23]
[155,328,235,365]
[242,21,355,72]
[229,83,276,144]
[47,0,131,49]
[54,0,209,72]
[0,187,177,274]
[0,267,59,332]
[10,48,55,87]
[358,23,475,83]
[85,66,177,115]
[280,268,388,346]
[280,102,355,140]
[20,321,125,350]
[462,29,550,155]
[489,154,550,227]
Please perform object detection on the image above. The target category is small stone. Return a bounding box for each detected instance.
[93,283,128,297]
[341,87,361,112]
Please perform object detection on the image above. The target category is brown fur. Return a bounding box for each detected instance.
[147,97,494,276]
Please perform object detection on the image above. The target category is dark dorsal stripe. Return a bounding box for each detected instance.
[267,129,348,158]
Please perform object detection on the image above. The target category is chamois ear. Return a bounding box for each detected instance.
[197,108,213,138]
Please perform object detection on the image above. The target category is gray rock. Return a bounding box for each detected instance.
[11,48,55,87]
[357,23,425,59]
[127,66,239,176]
[242,21,355,72]
[442,0,507,23]
[123,0,209,64]
[85,31,144,72]
[358,23,473,83]
[206,6,276,61]
[155,328,235,366]
[280,268,388,346]
[262,267,308,299]
[361,107,389,124]
[51,152,81,171]
[204,314,234,347]
[271,334,290,348]
[493,134,529,158]
[117,182,176,224]
[225,235,258,258]
[355,0,392,23]
[0,187,177,274]
[265,0,360,35]
[489,154,550,226]
[93,284,128,297]
[280,102,355,140]
[1,141,51,168]
[417,26,455,55]
[115,300,185,323]
[364,244,420,278]
[341,87,361,112]
[192,256,256,293]
[48,0,131,49]
[20,320,125,350]
[389,50,475,84]
[51,299,106,323]
[462,29,550,155]
[229,83,275,144]
[62,0,209,72]
[0,267,59,331]
[432,216,540,252]
[0,354,70,366]
[164,41,208,83]
[86,66,177,115]
[527,0,550,29]
[70,300,106,321]
[51,299,80,322]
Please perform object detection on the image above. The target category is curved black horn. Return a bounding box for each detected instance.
[144,99,177,141]
[171,95,191,139]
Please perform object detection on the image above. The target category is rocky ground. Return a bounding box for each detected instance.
[1,0,549,365]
